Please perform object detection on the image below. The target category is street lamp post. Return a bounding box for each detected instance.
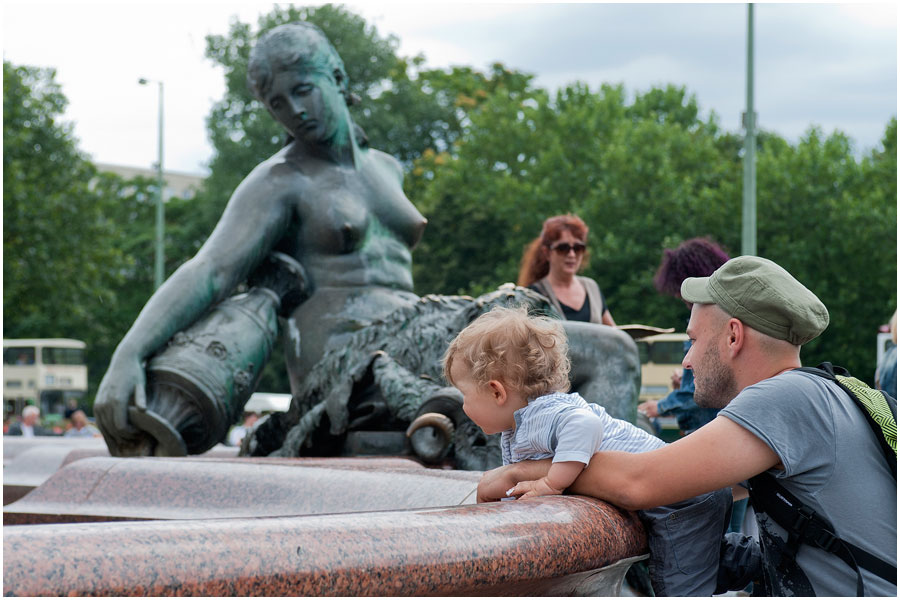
[741,3,757,257]
[138,78,165,290]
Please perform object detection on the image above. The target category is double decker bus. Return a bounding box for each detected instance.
[3,339,88,421]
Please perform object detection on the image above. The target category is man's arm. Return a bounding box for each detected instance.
[477,460,552,502]
[511,461,584,498]
[569,416,781,509]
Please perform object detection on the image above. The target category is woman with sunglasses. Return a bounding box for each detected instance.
[517,214,616,326]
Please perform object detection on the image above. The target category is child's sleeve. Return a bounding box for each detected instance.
[551,408,605,465]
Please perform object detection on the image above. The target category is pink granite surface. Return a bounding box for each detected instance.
[4,456,480,524]
[3,495,647,596]
[2,439,240,506]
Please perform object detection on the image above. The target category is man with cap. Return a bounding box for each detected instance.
[477,256,897,596]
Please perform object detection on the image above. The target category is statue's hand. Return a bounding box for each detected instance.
[95,353,147,451]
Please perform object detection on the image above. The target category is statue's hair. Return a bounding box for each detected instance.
[443,305,570,400]
[653,237,730,298]
[517,214,590,287]
[247,22,349,102]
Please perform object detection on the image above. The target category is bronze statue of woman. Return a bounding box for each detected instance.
[95,23,639,466]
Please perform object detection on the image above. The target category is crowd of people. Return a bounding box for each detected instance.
[4,403,101,437]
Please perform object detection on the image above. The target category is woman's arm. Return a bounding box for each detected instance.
[601,309,616,327]
[95,167,294,446]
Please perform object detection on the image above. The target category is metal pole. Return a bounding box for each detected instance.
[154,81,165,290]
[741,3,757,257]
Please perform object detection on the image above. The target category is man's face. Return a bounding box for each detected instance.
[684,304,739,409]
[22,412,38,426]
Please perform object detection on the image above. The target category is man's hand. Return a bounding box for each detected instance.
[509,477,564,499]
[670,368,683,389]
[476,459,553,502]
[637,399,659,418]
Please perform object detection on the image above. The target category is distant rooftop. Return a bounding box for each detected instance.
[95,163,205,201]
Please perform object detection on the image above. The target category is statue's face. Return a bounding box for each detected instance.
[263,68,342,145]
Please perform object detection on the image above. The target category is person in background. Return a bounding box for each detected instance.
[63,397,80,420]
[228,412,260,447]
[6,405,56,437]
[876,310,896,399]
[639,237,730,433]
[637,237,743,532]
[517,214,615,326]
[64,409,102,438]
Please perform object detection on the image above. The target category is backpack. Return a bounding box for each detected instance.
[747,362,897,596]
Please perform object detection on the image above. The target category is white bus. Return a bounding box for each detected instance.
[3,339,88,420]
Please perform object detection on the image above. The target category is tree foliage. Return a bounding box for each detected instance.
[412,80,896,378]
[4,4,895,402]
[3,62,156,401]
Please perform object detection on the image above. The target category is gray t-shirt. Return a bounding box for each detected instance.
[720,370,897,596]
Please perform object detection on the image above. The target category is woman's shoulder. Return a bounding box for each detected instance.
[576,275,602,291]
[366,148,404,180]
[244,147,314,186]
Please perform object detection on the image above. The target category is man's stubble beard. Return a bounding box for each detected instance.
[693,341,739,409]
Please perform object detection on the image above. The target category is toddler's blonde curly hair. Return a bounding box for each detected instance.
[443,305,570,399]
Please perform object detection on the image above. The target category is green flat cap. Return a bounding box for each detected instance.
[680,256,829,345]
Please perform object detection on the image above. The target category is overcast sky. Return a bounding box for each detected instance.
[2,2,896,175]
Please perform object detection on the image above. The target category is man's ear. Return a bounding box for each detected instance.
[725,318,745,358]
[488,380,508,405]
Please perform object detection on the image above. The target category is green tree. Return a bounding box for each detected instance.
[755,123,897,374]
[412,78,895,379]
[3,61,156,402]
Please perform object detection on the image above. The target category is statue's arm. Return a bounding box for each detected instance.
[96,169,294,443]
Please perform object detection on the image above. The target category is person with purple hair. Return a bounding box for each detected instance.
[638,237,750,536]
[638,237,730,434]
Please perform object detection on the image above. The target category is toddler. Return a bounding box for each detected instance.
[443,306,732,596]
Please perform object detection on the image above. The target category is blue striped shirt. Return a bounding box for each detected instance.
[500,392,665,466]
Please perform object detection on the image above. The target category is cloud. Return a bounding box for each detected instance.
[3,2,895,172]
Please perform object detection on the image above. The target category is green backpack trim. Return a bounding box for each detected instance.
[834,374,897,454]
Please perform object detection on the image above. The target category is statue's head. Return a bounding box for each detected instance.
[248,23,354,146]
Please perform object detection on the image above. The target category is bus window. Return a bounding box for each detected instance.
[40,390,67,417]
[41,346,85,365]
[648,341,688,366]
[4,347,35,365]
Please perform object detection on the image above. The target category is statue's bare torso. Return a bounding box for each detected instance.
[248,144,427,389]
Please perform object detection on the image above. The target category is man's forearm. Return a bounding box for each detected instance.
[567,451,649,509]
[569,417,780,510]
[476,459,553,502]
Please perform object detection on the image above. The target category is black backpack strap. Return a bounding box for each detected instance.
[795,362,897,479]
[749,472,897,595]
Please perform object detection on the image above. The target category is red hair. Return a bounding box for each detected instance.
[516,214,589,286]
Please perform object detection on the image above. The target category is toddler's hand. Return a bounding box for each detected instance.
[508,477,564,499]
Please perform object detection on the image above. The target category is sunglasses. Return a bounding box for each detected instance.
[550,242,586,255]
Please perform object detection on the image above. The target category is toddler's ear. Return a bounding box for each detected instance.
[488,380,508,405]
